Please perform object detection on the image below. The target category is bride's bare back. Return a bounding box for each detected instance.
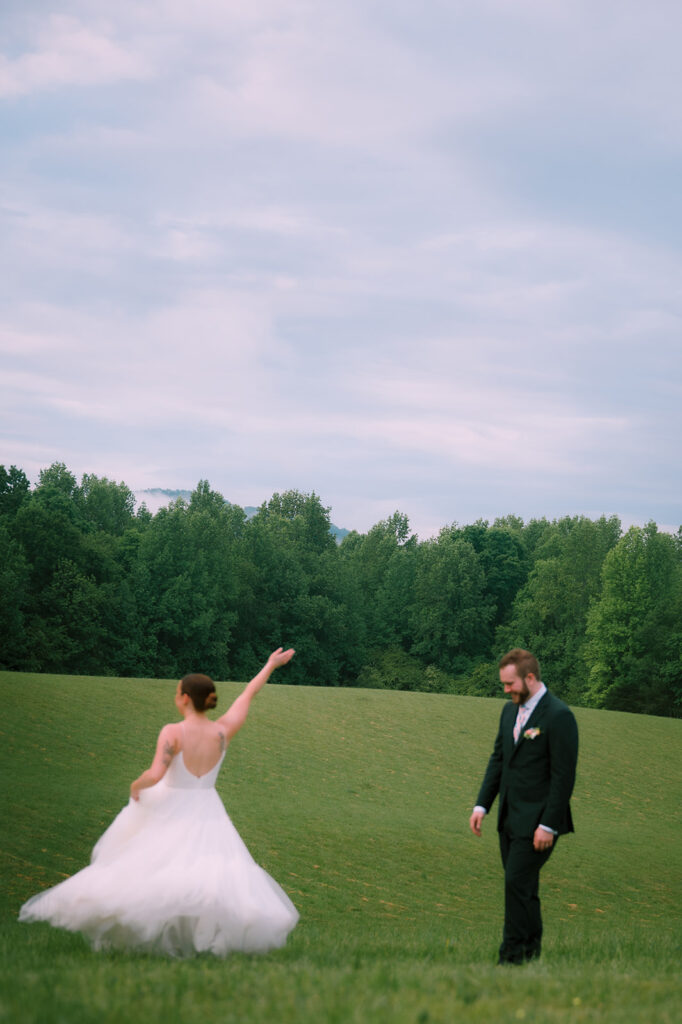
[176,719,227,778]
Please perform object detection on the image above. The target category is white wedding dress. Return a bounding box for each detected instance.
[19,744,299,957]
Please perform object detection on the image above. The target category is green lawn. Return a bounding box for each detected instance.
[1,672,680,1023]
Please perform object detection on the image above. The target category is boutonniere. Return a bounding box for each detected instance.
[523,727,542,740]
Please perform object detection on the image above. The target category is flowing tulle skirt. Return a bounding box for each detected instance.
[19,780,299,957]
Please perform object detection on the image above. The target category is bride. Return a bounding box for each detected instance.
[19,648,299,957]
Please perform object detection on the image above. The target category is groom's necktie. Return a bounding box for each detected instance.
[513,705,530,743]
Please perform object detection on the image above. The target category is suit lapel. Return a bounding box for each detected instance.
[503,703,517,760]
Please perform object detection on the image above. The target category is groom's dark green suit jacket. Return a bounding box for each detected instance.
[476,691,579,838]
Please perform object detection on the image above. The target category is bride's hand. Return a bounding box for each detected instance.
[267,647,295,669]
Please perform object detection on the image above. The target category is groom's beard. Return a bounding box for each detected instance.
[510,682,531,705]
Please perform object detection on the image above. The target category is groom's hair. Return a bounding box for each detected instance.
[499,648,540,681]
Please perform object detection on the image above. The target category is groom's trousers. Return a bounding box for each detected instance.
[498,830,557,964]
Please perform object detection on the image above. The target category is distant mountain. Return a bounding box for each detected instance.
[134,489,350,542]
[134,488,258,518]
[134,488,193,513]
[328,523,350,542]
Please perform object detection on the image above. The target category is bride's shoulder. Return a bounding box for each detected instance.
[160,721,183,746]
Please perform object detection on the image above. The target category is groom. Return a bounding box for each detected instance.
[469,648,579,965]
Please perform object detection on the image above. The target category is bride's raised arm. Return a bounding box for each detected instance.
[219,647,295,739]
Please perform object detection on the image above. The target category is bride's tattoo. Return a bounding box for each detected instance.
[162,740,174,766]
[219,733,226,753]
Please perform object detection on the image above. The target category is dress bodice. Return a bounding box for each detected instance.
[164,749,226,790]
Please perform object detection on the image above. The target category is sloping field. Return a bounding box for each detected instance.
[1,672,680,1023]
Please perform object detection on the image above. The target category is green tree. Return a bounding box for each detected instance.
[339,512,417,651]
[457,520,528,630]
[232,493,355,685]
[410,530,493,675]
[38,558,103,673]
[8,464,97,670]
[0,465,30,520]
[258,490,336,554]
[0,524,30,669]
[497,516,622,702]
[585,523,682,716]
[78,474,136,535]
[134,485,243,679]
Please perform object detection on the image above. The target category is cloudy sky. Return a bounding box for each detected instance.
[2,0,681,537]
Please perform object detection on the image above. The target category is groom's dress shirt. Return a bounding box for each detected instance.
[474,683,556,834]
[513,683,546,739]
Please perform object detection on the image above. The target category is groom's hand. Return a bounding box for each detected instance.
[469,810,486,837]
[533,827,555,852]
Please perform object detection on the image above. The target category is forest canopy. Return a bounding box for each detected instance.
[1,463,680,717]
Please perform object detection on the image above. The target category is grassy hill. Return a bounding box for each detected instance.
[1,672,680,1023]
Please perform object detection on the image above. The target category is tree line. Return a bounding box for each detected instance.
[1,463,680,717]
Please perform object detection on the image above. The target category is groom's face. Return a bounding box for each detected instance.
[500,664,531,704]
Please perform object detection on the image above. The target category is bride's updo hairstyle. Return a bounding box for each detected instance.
[180,674,218,712]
